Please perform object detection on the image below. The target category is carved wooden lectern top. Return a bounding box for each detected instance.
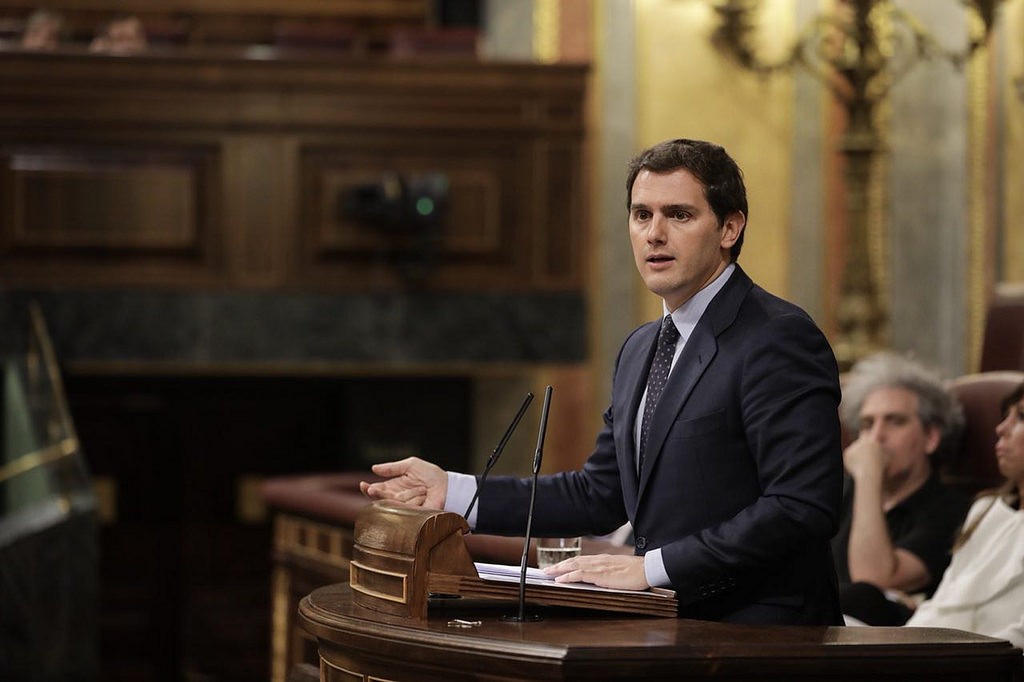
[348,500,678,621]
[350,500,477,620]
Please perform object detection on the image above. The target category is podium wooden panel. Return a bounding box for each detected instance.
[298,502,1023,682]
[299,583,1023,682]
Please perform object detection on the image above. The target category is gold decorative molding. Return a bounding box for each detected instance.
[967,17,991,371]
[274,514,350,569]
[270,566,290,682]
[349,561,410,604]
[709,0,1005,368]
[868,94,890,344]
[0,436,78,485]
[533,0,560,63]
[236,474,267,523]
[320,658,363,682]
[93,476,118,525]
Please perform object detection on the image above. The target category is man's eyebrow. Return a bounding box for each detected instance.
[661,203,697,213]
[629,202,699,212]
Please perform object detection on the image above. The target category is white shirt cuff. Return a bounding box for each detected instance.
[644,547,671,588]
[445,471,479,528]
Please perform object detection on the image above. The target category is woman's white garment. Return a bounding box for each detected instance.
[906,496,1024,649]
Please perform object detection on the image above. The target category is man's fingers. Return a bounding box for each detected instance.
[554,570,585,584]
[543,557,579,577]
[395,486,427,503]
[545,554,648,591]
[370,457,417,477]
[361,479,403,499]
[362,457,443,509]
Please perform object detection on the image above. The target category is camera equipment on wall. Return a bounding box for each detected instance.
[338,171,450,282]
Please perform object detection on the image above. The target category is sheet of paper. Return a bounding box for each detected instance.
[474,562,553,582]
[473,562,661,596]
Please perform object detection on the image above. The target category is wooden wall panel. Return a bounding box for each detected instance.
[0,50,588,292]
[0,142,223,286]
[297,136,533,289]
[7,149,198,250]
[538,140,585,287]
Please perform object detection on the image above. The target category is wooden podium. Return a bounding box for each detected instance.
[347,501,677,620]
[298,501,1024,682]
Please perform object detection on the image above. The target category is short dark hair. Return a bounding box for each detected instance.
[625,139,748,261]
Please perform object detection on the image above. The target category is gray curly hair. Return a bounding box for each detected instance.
[840,352,964,448]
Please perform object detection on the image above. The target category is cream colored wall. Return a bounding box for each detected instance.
[1005,0,1024,281]
[632,0,796,320]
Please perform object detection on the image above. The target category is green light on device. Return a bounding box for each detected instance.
[415,197,435,217]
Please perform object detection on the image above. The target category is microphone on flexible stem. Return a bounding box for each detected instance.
[503,385,552,623]
[464,391,534,522]
[431,391,534,603]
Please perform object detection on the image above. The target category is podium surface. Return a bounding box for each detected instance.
[299,582,1023,682]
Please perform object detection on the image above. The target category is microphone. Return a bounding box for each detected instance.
[505,385,552,623]
[463,391,534,521]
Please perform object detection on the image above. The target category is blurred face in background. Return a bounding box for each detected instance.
[857,386,940,490]
[91,16,147,54]
[21,13,63,49]
[995,395,1024,493]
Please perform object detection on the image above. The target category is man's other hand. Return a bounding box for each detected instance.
[543,554,650,591]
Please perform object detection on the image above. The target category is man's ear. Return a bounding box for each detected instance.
[720,211,745,250]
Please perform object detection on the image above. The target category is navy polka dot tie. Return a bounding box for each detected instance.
[639,315,680,474]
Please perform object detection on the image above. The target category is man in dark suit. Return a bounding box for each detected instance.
[361,138,845,625]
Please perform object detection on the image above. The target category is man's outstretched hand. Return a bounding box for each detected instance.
[359,457,448,510]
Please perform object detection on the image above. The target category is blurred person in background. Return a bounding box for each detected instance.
[20,8,65,50]
[90,14,147,54]
[834,352,970,625]
[905,382,1024,649]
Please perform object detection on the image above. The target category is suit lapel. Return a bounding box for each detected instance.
[617,323,659,501]
[636,266,753,499]
[637,327,716,496]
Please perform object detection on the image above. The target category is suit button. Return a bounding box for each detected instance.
[635,536,647,550]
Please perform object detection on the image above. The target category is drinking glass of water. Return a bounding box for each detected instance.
[536,537,582,569]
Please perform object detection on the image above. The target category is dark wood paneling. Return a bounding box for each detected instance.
[0,140,225,287]
[66,373,472,682]
[4,146,211,251]
[0,50,587,292]
[298,136,529,288]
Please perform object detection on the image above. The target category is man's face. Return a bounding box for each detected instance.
[628,168,744,311]
[857,387,940,485]
[995,396,1024,486]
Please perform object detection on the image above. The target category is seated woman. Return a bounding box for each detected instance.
[904,382,1024,649]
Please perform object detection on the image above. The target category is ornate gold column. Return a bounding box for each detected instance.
[709,0,1004,369]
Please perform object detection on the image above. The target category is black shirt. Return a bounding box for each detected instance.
[831,473,970,596]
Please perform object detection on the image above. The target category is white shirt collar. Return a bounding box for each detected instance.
[663,263,735,344]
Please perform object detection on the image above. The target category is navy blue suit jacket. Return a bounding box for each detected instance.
[477,266,844,624]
